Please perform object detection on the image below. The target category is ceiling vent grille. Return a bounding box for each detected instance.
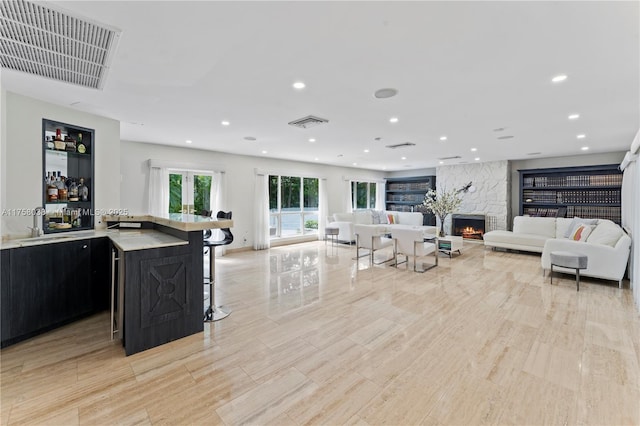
[0,0,121,89]
[385,142,415,149]
[438,155,462,160]
[288,115,329,129]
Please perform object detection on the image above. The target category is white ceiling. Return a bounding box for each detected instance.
[2,1,638,171]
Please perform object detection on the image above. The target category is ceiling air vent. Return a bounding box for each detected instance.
[288,115,329,129]
[497,135,514,140]
[0,0,121,89]
[438,155,462,160]
[385,142,415,149]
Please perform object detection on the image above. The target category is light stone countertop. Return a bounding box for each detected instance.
[102,213,233,232]
[0,229,188,251]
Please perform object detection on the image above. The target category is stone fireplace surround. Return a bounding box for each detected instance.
[436,161,510,235]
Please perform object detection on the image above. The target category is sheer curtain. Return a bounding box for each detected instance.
[621,130,640,311]
[254,172,270,250]
[343,179,353,213]
[148,166,169,216]
[375,180,386,211]
[318,178,328,240]
[209,171,229,255]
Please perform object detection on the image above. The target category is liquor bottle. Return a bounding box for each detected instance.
[78,178,88,202]
[68,179,79,202]
[54,129,66,151]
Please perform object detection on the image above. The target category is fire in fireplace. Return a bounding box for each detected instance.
[452,214,486,240]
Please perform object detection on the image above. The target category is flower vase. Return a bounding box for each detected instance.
[439,218,446,237]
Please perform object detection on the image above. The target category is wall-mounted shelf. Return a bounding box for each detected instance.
[518,164,622,224]
[42,119,95,234]
[385,175,436,225]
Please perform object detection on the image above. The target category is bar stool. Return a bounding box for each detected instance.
[203,211,233,321]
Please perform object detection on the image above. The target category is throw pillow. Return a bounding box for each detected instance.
[564,217,598,238]
[569,224,594,241]
[371,210,381,225]
[387,213,396,224]
[587,221,624,247]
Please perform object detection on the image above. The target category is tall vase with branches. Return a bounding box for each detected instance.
[421,188,463,237]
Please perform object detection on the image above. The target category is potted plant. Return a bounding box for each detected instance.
[421,188,463,237]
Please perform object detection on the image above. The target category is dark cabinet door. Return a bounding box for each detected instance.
[60,240,92,320]
[2,239,99,347]
[8,244,59,337]
[1,250,11,342]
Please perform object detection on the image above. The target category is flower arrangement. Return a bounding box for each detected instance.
[421,187,463,237]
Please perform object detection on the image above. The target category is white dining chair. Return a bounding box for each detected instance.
[354,224,394,265]
[391,227,438,272]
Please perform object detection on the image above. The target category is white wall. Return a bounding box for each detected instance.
[386,167,437,179]
[436,161,510,233]
[120,140,385,250]
[1,92,120,239]
[510,151,625,226]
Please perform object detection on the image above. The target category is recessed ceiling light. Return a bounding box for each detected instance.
[314,157,319,161]
[352,162,357,166]
[401,156,407,160]
[382,166,387,170]
[389,117,399,123]
[293,81,306,89]
[374,88,398,99]
[470,148,477,152]
[439,161,444,165]
[185,140,192,144]
[440,136,447,141]
[581,146,589,151]
[474,157,480,161]
[364,149,370,153]
[221,120,230,126]
[308,138,316,143]
[568,114,580,120]
[577,134,586,139]
[552,74,567,83]
[261,150,268,154]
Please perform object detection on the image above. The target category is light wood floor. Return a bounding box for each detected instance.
[2,241,639,425]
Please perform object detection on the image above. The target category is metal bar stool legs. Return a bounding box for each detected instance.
[204,246,230,322]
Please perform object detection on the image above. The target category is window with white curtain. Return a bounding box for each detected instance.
[168,171,212,214]
[269,175,319,238]
[351,181,377,210]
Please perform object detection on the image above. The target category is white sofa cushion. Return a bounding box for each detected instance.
[483,230,548,250]
[333,212,353,222]
[587,220,624,247]
[354,210,373,225]
[513,216,556,238]
[394,211,423,226]
[555,217,574,239]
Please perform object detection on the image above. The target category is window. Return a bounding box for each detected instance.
[351,181,377,210]
[169,171,212,214]
[269,175,319,238]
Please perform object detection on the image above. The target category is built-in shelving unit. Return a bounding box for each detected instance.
[386,175,436,226]
[519,164,622,224]
[42,119,95,234]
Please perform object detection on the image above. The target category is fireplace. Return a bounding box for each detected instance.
[452,214,485,240]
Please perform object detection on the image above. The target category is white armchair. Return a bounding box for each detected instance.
[354,224,394,265]
[391,228,438,272]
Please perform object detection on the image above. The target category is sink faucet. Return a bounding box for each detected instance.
[28,207,45,237]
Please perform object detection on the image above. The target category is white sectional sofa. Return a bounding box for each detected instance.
[327,210,435,243]
[484,216,631,286]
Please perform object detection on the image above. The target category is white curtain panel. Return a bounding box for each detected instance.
[254,173,270,250]
[376,180,386,210]
[210,171,229,255]
[344,179,353,213]
[148,167,169,216]
[318,178,328,240]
